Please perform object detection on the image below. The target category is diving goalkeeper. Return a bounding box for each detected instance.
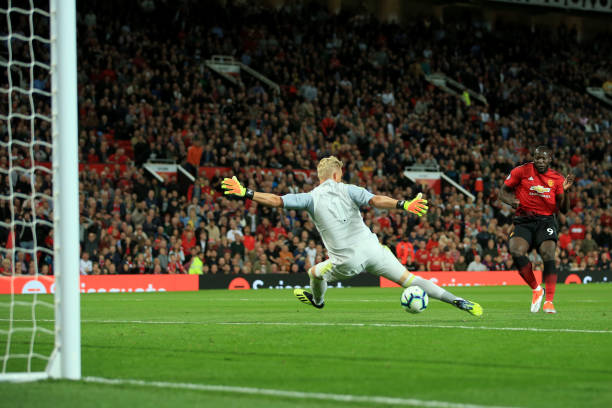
[221,156,482,316]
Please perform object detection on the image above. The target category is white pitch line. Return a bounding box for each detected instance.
[83,376,518,408]
[218,322,612,334]
[2,319,610,334]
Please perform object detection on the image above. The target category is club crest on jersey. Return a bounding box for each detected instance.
[547,179,554,187]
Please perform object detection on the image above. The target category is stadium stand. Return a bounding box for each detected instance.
[1,1,610,276]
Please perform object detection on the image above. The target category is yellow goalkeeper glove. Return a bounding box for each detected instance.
[397,193,428,217]
[221,176,254,199]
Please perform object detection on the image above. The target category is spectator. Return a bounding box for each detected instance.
[242,226,256,252]
[467,255,487,272]
[79,252,93,275]
[152,263,163,274]
[405,256,418,272]
[278,244,294,271]
[482,239,499,260]
[157,247,169,272]
[226,219,243,242]
[230,235,246,259]
[558,226,572,250]
[205,219,221,243]
[599,251,611,269]
[167,253,186,274]
[187,250,205,275]
[427,247,446,271]
[186,139,204,173]
[454,255,468,271]
[305,240,317,269]
[1,259,12,276]
[83,232,99,258]
[415,241,429,269]
[253,253,272,274]
[396,239,415,265]
[198,231,208,253]
[569,218,587,241]
[580,232,598,254]
[293,242,308,273]
[593,225,611,249]
[181,227,197,253]
[482,254,497,271]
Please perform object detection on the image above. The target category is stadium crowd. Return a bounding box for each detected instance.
[1,1,611,277]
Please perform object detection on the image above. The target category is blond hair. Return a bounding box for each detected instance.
[317,156,343,180]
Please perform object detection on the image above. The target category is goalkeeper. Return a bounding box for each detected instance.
[221,156,482,316]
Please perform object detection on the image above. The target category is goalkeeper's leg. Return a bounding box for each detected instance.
[294,260,331,308]
[389,268,458,303]
[308,266,328,306]
[371,247,482,316]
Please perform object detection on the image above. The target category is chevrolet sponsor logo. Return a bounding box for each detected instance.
[529,185,551,194]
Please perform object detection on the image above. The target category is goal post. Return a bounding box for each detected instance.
[50,0,81,381]
[0,0,80,382]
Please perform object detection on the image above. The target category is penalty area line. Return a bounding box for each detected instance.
[82,376,518,408]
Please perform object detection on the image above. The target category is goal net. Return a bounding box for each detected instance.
[0,0,80,381]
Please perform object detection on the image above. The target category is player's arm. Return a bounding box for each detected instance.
[253,192,284,208]
[368,193,428,217]
[499,167,522,208]
[221,176,283,207]
[499,185,520,209]
[346,184,427,216]
[557,173,575,214]
[221,176,312,210]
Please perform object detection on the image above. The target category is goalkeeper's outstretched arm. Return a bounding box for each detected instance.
[369,195,400,209]
[370,193,428,217]
[221,176,427,216]
[252,191,283,208]
[221,176,283,208]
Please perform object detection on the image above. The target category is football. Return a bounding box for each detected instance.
[400,286,429,313]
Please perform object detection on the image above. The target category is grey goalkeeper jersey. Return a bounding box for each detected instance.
[282,180,378,267]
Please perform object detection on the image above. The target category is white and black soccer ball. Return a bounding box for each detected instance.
[400,286,429,313]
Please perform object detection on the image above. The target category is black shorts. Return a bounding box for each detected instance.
[509,215,558,251]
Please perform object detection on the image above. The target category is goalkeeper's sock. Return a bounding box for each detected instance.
[310,276,327,306]
[410,276,458,304]
[543,260,557,302]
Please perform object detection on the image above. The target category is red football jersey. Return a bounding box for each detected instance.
[428,255,445,271]
[504,163,565,216]
[415,249,429,265]
[569,224,586,241]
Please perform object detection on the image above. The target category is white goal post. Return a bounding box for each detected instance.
[0,0,80,381]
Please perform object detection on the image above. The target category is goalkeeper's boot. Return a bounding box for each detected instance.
[543,301,556,314]
[453,299,483,317]
[294,289,324,309]
[531,286,545,313]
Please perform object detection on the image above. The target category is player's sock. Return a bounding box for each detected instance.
[543,260,557,302]
[310,275,327,306]
[513,255,538,289]
[410,276,458,304]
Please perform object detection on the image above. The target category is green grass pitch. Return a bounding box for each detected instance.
[1,284,612,408]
